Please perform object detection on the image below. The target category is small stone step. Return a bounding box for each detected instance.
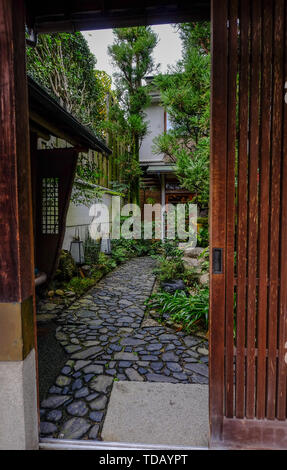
[182,247,205,258]
[199,273,209,285]
[182,257,200,269]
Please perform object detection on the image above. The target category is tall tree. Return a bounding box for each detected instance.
[26,32,106,134]
[107,27,158,203]
[153,22,210,211]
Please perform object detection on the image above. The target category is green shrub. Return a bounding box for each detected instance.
[197,217,208,228]
[111,237,163,258]
[198,247,209,272]
[66,277,96,296]
[111,246,130,264]
[54,250,77,281]
[147,287,209,332]
[153,256,185,283]
[197,227,209,247]
[157,240,183,259]
[98,252,117,273]
[183,267,202,287]
[84,237,101,265]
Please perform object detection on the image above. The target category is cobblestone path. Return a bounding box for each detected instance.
[39,257,209,441]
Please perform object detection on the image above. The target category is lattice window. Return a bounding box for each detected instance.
[42,177,59,234]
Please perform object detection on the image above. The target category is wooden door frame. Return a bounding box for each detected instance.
[209,0,228,446]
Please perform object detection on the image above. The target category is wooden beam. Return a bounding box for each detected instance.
[25,1,211,33]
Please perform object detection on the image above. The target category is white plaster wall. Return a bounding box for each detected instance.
[140,104,165,163]
[62,192,113,250]
[0,349,38,450]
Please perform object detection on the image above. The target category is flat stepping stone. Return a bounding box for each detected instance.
[146,343,163,351]
[89,424,100,439]
[118,361,132,368]
[48,386,62,394]
[67,400,89,417]
[166,362,183,372]
[120,338,144,346]
[56,331,68,341]
[102,382,208,447]
[75,387,90,398]
[71,346,103,360]
[183,336,200,348]
[89,320,104,326]
[83,340,100,347]
[173,372,188,381]
[118,317,134,323]
[72,378,83,391]
[83,364,104,374]
[192,374,208,384]
[119,300,133,306]
[140,355,159,361]
[146,373,178,383]
[46,409,62,422]
[86,392,100,402]
[109,344,122,352]
[65,345,82,354]
[74,360,91,371]
[162,352,178,362]
[141,318,159,328]
[184,362,209,378]
[89,411,104,422]
[185,349,200,358]
[41,395,71,409]
[198,347,209,356]
[61,366,72,375]
[77,311,94,317]
[125,368,144,382]
[159,334,178,342]
[59,418,91,439]
[150,362,164,372]
[114,352,138,361]
[56,375,71,387]
[90,375,114,393]
[40,422,57,435]
[84,374,94,383]
[89,395,108,411]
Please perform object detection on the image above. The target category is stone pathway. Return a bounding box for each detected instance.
[39,257,209,441]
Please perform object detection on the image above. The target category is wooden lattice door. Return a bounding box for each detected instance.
[210,0,287,449]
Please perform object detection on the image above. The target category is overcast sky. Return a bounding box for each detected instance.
[82,24,182,81]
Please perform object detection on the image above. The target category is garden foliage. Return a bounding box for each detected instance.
[106,27,158,203]
[152,22,210,210]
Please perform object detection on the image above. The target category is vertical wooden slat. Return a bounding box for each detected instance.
[225,0,238,419]
[246,0,261,419]
[210,0,228,443]
[277,0,287,421]
[267,0,284,420]
[236,0,250,419]
[256,0,273,420]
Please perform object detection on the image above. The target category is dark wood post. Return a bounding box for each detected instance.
[209,0,228,445]
[0,0,38,449]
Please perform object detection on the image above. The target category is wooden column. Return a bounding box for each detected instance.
[209,0,228,444]
[0,0,38,449]
[0,0,35,356]
[0,0,34,299]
